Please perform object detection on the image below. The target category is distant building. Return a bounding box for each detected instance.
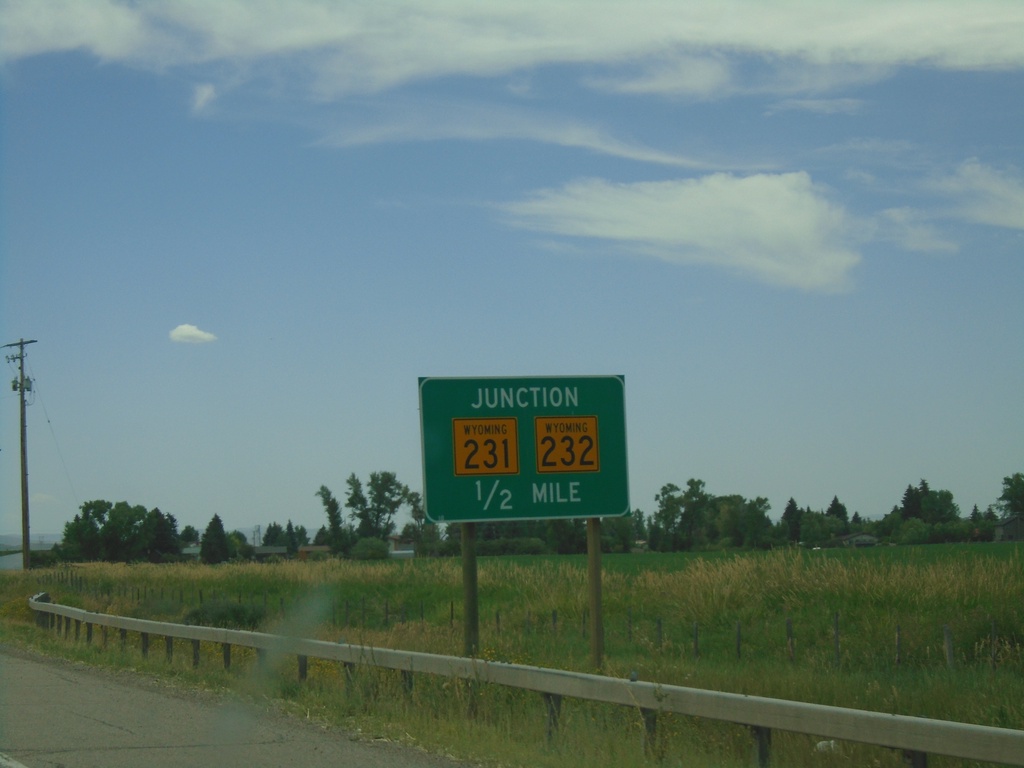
[994,516,1023,542]
[253,546,288,560]
[838,533,878,548]
[298,545,331,561]
[388,536,415,559]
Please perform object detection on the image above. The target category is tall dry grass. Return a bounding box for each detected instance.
[3,545,1022,767]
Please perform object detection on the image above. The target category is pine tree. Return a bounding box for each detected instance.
[200,514,230,564]
[825,495,848,523]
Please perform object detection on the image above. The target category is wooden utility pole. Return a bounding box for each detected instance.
[4,338,37,570]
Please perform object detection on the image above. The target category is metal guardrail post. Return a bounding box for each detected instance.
[751,726,771,767]
[23,596,1024,767]
[543,693,562,744]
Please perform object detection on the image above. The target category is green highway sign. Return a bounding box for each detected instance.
[419,376,629,523]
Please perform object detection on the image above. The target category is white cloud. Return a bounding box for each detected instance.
[502,172,860,292]
[587,53,733,97]
[169,324,217,343]
[0,0,151,61]
[927,160,1024,229]
[192,83,217,112]
[318,101,718,169]
[766,98,865,116]
[878,208,958,253]
[2,2,1022,96]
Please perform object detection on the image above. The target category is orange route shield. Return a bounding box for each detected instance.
[534,416,600,473]
[452,417,520,476]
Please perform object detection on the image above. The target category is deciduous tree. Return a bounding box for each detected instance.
[345,471,413,541]
[998,472,1024,517]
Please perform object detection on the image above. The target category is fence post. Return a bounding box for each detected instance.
[165,636,173,663]
[543,693,562,744]
[141,632,149,658]
[298,655,308,681]
[833,612,841,668]
[223,643,231,670]
[786,617,794,663]
[192,639,200,668]
[943,625,955,668]
[991,620,997,670]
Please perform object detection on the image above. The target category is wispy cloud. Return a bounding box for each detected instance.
[192,83,217,112]
[927,160,1024,229]
[586,53,733,97]
[318,101,718,169]
[877,208,958,253]
[0,0,152,62]
[170,324,217,343]
[766,98,865,116]
[3,3,1022,95]
[502,172,860,292]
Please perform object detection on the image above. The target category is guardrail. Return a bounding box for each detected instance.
[28,593,1024,767]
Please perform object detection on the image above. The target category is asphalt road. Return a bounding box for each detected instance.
[0,645,468,768]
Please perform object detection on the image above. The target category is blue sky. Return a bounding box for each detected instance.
[2,2,1022,541]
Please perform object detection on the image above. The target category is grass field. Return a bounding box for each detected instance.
[2,544,1022,767]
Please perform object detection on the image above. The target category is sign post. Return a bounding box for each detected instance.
[419,376,628,665]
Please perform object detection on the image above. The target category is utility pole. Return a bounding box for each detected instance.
[4,339,37,570]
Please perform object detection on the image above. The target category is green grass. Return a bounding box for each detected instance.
[2,544,1022,767]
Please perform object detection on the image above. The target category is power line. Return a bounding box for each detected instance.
[31,375,80,509]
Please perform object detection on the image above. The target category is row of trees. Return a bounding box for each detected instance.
[55,472,1022,564]
[639,473,1023,552]
[55,503,260,565]
[56,501,182,563]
